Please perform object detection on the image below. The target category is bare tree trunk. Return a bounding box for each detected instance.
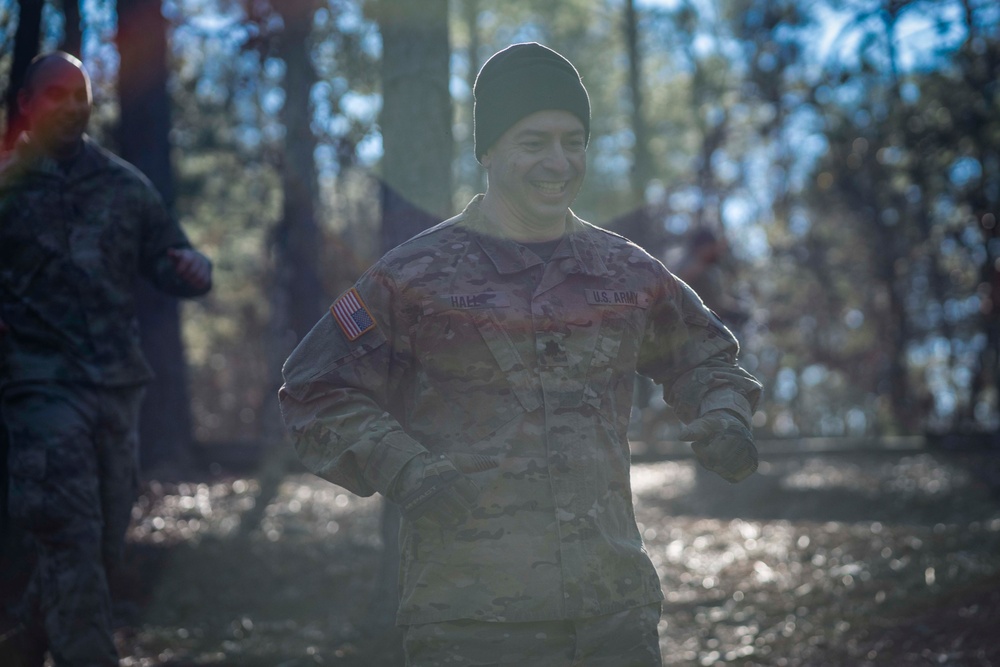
[367,0,452,652]
[378,0,453,224]
[272,0,325,342]
[624,0,652,213]
[60,0,83,57]
[3,0,43,150]
[620,0,659,428]
[242,0,325,538]
[462,0,484,194]
[116,0,195,474]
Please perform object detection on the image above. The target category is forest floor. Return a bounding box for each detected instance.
[6,442,1000,666]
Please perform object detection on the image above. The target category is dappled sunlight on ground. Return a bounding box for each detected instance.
[258,477,383,546]
[127,475,383,548]
[111,451,1000,666]
[128,479,259,545]
[118,475,384,666]
[631,455,1000,665]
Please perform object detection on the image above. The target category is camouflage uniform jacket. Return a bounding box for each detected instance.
[280,196,762,625]
[0,135,207,388]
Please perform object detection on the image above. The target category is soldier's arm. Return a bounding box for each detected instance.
[279,263,428,498]
[639,270,762,481]
[166,247,212,292]
[639,273,760,425]
[144,241,212,298]
[135,178,212,298]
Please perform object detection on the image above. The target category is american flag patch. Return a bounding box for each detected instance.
[331,288,376,341]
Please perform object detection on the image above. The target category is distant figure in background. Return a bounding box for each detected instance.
[673,227,748,333]
[0,52,212,666]
[673,227,754,500]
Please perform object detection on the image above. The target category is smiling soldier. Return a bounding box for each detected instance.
[280,42,762,666]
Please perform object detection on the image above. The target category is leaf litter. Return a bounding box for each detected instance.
[112,449,1000,666]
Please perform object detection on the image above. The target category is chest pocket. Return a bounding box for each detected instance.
[413,295,541,445]
[581,312,629,410]
[537,290,649,410]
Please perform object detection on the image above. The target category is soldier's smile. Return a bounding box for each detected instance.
[481,110,587,238]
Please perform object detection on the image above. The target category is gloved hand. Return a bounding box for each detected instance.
[390,453,480,526]
[680,411,758,483]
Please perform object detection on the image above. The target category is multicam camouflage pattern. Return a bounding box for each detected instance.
[280,196,762,625]
[3,382,144,666]
[0,135,207,388]
[403,602,662,666]
[1,134,209,665]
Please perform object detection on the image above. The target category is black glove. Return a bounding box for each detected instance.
[680,411,758,483]
[391,453,480,526]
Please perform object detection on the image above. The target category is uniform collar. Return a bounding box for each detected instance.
[460,195,610,277]
[7,133,104,180]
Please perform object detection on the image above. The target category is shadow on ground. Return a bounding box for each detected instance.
[2,443,999,666]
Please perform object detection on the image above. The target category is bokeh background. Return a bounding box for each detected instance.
[1,0,999,664]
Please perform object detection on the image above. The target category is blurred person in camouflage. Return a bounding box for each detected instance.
[673,228,748,331]
[280,42,761,666]
[0,52,212,666]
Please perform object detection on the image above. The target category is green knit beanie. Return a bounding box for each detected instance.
[473,42,591,163]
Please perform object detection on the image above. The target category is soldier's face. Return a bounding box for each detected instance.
[482,110,586,231]
[19,58,92,158]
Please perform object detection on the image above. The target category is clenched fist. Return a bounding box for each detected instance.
[680,411,758,483]
[390,453,480,526]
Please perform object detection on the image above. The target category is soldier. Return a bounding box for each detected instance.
[673,228,748,331]
[281,42,761,666]
[0,52,212,666]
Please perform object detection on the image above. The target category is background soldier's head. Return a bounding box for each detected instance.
[18,51,93,159]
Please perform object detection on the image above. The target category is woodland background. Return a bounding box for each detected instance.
[3,1,1000,664]
[3,0,999,467]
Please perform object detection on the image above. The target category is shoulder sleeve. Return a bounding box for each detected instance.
[278,261,426,497]
[130,171,204,297]
[637,270,762,425]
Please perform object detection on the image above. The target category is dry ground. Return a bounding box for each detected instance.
[8,444,1000,666]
